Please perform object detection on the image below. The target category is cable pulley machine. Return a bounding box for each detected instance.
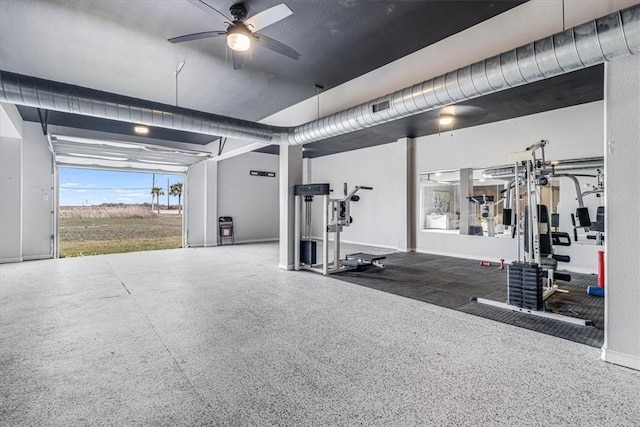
[293,183,384,275]
[478,140,591,326]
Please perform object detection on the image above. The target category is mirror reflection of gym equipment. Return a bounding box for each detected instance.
[421,157,605,245]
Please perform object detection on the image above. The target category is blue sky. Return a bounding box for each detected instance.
[59,168,184,206]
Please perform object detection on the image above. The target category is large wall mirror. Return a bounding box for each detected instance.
[420,158,604,245]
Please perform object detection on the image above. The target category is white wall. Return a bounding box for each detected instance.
[185,159,217,247]
[0,120,54,262]
[1,108,54,262]
[0,135,22,262]
[603,55,640,371]
[217,152,279,243]
[1,103,24,263]
[20,123,54,260]
[185,152,279,247]
[310,143,400,249]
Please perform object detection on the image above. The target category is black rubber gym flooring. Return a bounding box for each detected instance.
[333,252,604,347]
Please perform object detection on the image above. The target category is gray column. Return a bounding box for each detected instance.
[205,160,218,246]
[396,137,413,252]
[459,168,474,235]
[184,159,217,247]
[279,145,303,270]
[602,55,640,371]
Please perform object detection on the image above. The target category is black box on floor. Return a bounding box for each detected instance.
[300,240,317,265]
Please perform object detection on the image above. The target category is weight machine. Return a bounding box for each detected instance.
[478,140,591,326]
[468,194,503,237]
[293,183,384,275]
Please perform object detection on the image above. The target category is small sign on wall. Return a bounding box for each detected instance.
[250,170,276,178]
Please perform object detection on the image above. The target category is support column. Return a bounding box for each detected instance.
[602,55,640,371]
[396,137,413,252]
[459,168,474,235]
[184,159,217,248]
[205,160,218,246]
[279,145,303,270]
[303,157,312,183]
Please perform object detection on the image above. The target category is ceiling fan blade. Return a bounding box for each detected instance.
[231,50,246,70]
[244,3,292,32]
[187,0,230,24]
[252,33,300,60]
[168,31,226,44]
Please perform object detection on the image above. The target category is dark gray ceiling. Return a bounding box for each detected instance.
[3,0,605,160]
[2,0,525,122]
[162,0,527,120]
[294,65,605,158]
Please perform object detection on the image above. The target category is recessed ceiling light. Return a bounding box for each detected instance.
[134,125,149,135]
[439,115,454,126]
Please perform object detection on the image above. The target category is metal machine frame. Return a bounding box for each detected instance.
[293,183,376,275]
[477,140,591,326]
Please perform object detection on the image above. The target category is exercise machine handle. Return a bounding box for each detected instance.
[358,186,373,190]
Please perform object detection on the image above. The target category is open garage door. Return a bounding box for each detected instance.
[49,134,211,256]
[49,134,211,174]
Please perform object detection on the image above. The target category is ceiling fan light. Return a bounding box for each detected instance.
[227,32,251,51]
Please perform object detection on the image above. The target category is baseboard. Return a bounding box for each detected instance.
[306,236,397,251]
[21,254,52,261]
[601,347,640,371]
[414,248,508,264]
[340,239,397,250]
[185,242,210,248]
[0,256,23,264]
[279,264,294,271]
[413,248,597,274]
[562,265,598,275]
[234,238,278,244]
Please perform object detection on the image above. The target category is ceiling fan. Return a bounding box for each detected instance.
[169,0,300,70]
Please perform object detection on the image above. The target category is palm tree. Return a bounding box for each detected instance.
[150,187,164,214]
[169,182,183,214]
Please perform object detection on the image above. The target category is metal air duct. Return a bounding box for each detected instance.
[482,157,605,178]
[0,71,288,143]
[291,4,640,145]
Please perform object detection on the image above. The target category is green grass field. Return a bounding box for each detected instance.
[59,213,182,257]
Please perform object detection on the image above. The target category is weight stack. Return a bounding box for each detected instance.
[507,262,543,310]
[300,240,317,265]
[507,262,524,307]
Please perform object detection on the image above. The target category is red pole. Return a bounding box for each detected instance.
[598,250,605,288]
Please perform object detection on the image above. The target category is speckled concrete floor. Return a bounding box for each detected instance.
[1,242,639,426]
